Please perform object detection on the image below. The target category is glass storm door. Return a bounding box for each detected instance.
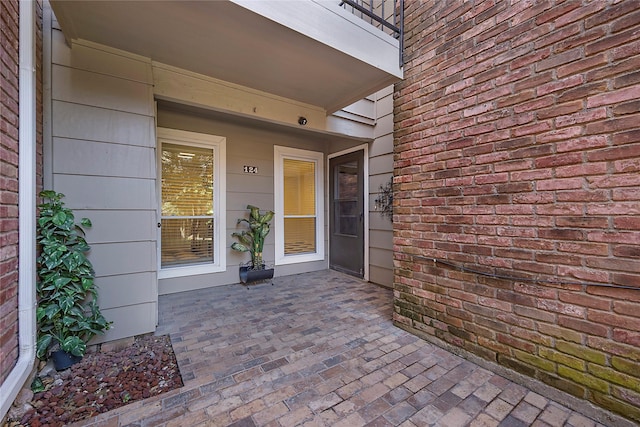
[161,143,214,267]
[329,150,364,278]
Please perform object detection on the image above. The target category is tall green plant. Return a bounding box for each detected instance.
[36,190,111,359]
[231,205,274,270]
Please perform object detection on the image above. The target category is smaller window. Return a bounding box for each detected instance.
[274,146,324,265]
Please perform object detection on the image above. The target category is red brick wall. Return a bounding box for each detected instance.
[393,0,640,422]
[0,0,42,385]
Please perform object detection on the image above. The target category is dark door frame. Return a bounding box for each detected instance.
[328,145,369,281]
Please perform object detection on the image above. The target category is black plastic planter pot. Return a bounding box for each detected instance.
[52,350,82,371]
[239,266,274,284]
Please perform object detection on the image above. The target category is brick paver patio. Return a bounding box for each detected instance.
[73,270,620,426]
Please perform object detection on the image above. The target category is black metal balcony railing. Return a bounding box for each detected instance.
[340,0,404,67]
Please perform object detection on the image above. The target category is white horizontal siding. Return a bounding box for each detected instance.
[52,32,153,84]
[52,65,154,116]
[373,110,393,138]
[96,273,157,307]
[368,87,394,287]
[327,98,376,138]
[369,265,393,289]
[227,173,273,194]
[54,175,155,210]
[89,242,155,277]
[75,210,156,244]
[370,133,393,157]
[52,138,155,178]
[94,303,157,344]
[52,101,154,147]
[369,208,393,232]
[49,28,157,342]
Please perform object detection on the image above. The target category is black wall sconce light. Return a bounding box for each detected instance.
[374,178,393,221]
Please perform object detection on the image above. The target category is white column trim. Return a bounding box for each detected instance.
[0,0,38,419]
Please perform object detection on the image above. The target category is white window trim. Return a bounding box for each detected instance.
[274,146,325,265]
[157,128,226,279]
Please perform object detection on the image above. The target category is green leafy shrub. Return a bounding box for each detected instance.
[231,205,274,270]
[36,190,111,359]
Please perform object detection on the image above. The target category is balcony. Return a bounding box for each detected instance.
[49,0,403,114]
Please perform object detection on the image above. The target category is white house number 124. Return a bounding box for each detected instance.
[243,166,258,174]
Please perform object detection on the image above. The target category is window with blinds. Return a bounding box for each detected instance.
[283,159,316,254]
[274,146,324,265]
[161,143,215,267]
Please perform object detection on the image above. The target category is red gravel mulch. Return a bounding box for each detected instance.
[4,334,183,427]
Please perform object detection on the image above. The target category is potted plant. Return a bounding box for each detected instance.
[35,190,111,370]
[231,205,275,283]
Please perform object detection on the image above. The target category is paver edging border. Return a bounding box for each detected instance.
[393,321,636,427]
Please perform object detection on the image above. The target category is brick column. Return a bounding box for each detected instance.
[394,1,640,422]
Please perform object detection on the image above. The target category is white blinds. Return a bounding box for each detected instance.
[283,159,315,216]
[161,143,213,216]
[283,158,316,254]
[161,143,215,267]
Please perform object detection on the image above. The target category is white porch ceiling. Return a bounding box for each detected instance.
[49,0,403,114]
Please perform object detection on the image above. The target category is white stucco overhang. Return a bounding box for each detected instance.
[49,0,403,114]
